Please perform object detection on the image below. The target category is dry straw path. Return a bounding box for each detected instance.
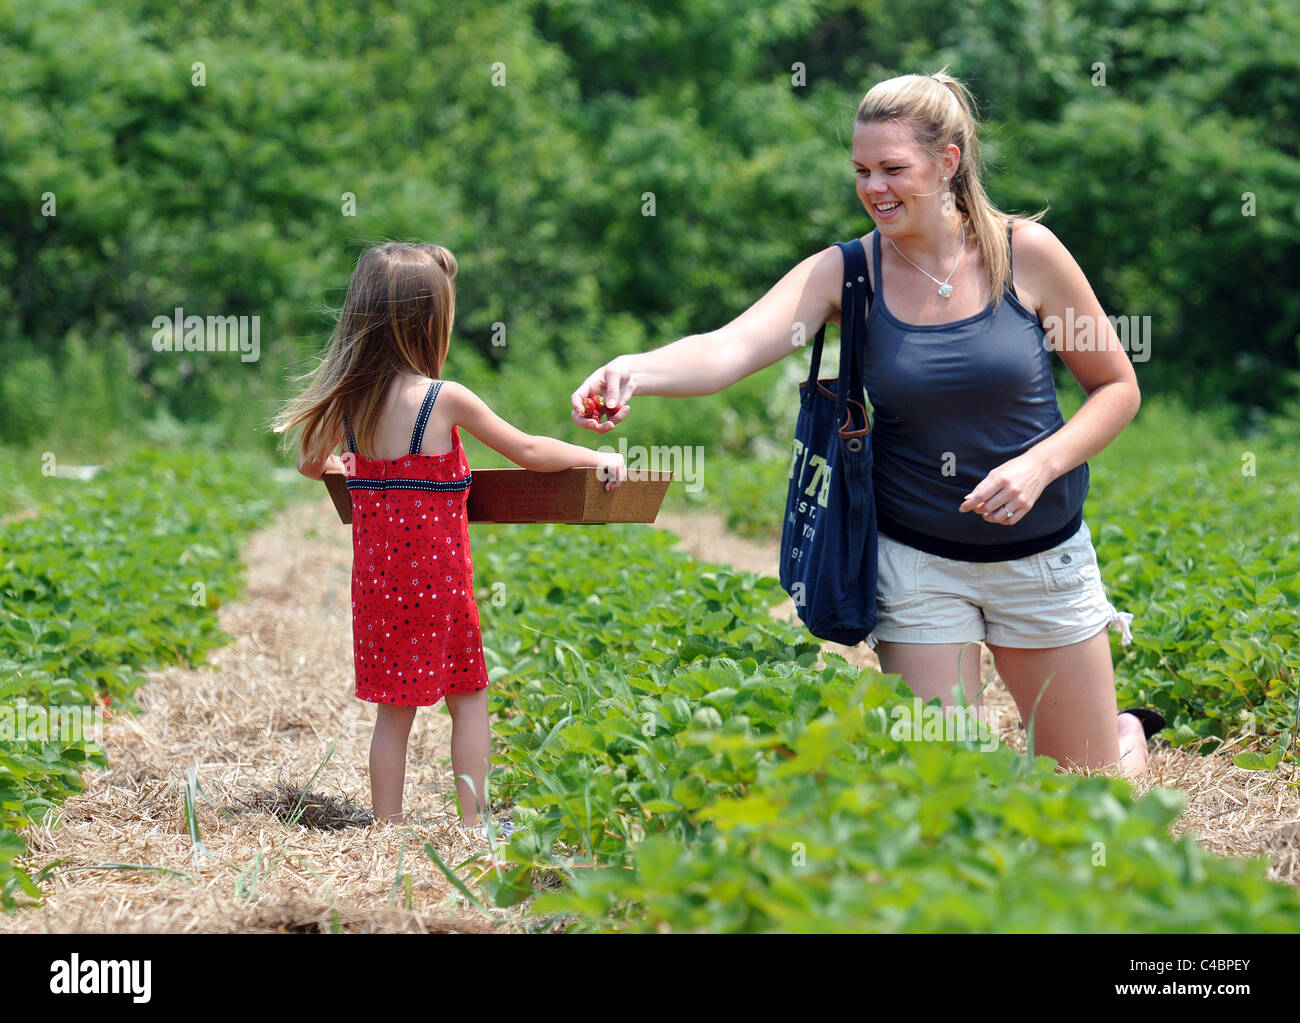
[6,498,1299,933]
[8,498,512,934]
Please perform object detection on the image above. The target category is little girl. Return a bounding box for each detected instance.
[272,241,626,830]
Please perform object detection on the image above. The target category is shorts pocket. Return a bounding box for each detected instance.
[1039,531,1100,593]
[1041,549,1083,591]
[876,537,927,606]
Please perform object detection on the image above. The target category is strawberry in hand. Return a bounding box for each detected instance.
[580,395,621,423]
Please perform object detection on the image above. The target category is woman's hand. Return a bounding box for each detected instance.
[571,356,635,433]
[958,450,1053,525]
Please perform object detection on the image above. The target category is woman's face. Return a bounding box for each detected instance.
[852,119,956,238]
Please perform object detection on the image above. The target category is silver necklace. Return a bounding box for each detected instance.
[889,233,966,298]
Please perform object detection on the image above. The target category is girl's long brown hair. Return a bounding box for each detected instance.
[856,69,1045,309]
[271,241,457,463]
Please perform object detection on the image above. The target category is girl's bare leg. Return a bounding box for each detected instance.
[370,703,419,823]
[445,689,491,828]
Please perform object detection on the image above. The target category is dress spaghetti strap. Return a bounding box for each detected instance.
[872,230,883,301]
[409,380,443,454]
[342,378,443,458]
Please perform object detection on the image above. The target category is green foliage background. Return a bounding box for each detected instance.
[2,0,1298,457]
[3,0,1300,925]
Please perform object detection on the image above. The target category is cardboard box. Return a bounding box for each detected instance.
[323,467,672,525]
[323,470,353,524]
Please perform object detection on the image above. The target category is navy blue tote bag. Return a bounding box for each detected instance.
[778,237,877,644]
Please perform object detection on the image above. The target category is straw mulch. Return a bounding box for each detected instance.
[656,509,1300,891]
[8,498,1297,934]
[6,497,530,934]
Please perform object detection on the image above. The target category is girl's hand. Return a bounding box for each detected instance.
[594,452,628,491]
[571,357,634,433]
[298,451,349,480]
[958,451,1053,525]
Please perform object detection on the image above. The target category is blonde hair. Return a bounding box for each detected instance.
[271,241,458,463]
[856,69,1044,309]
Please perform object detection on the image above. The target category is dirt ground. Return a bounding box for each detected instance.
[5,498,1298,933]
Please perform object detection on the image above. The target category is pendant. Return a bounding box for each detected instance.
[937,282,953,298]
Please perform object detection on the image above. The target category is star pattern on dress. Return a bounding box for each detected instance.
[347,404,488,706]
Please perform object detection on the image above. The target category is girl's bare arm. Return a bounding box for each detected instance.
[439,381,626,486]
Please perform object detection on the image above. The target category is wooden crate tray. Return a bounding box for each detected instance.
[323,467,672,525]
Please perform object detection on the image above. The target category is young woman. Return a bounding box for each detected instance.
[570,71,1161,778]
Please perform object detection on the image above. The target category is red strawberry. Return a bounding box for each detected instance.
[581,395,621,422]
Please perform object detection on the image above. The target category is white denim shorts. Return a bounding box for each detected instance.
[865,519,1134,650]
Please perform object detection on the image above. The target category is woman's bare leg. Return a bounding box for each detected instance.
[1116,712,1150,776]
[874,640,985,707]
[987,626,1148,778]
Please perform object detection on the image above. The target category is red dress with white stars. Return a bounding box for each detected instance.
[343,380,489,706]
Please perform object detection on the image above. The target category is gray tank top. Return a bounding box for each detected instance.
[860,223,1088,561]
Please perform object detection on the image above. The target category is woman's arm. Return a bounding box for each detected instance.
[960,221,1141,522]
[1021,221,1141,476]
[571,244,846,432]
[439,381,627,487]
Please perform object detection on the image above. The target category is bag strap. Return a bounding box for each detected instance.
[801,326,828,410]
[853,235,875,306]
[832,238,870,421]
[800,237,871,410]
